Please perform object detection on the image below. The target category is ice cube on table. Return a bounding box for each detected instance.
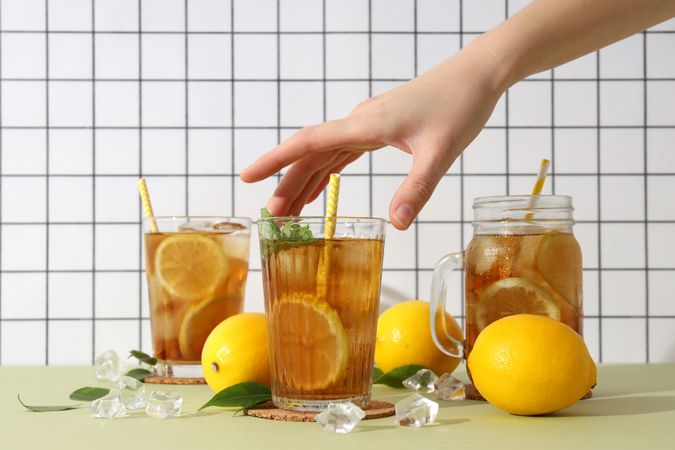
[395,394,439,427]
[90,389,126,419]
[178,220,215,232]
[93,350,124,382]
[116,376,147,410]
[403,368,439,393]
[145,391,183,419]
[315,402,366,434]
[435,373,466,401]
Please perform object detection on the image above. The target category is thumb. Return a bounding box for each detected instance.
[389,151,445,230]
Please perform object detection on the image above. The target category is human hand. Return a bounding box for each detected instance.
[240,42,506,230]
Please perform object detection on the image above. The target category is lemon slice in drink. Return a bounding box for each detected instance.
[476,278,560,331]
[178,296,241,361]
[537,231,582,307]
[272,294,348,391]
[155,234,227,301]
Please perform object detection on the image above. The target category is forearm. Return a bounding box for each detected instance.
[468,0,675,91]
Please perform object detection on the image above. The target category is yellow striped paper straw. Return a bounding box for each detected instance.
[324,173,341,239]
[136,178,158,233]
[525,159,550,221]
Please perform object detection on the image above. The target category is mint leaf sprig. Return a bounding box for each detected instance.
[259,208,316,256]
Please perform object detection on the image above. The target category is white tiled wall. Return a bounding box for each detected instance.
[1,0,674,365]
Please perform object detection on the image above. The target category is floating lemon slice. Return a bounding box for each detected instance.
[178,296,241,361]
[537,231,582,307]
[476,278,560,331]
[155,234,227,301]
[272,294,348,391]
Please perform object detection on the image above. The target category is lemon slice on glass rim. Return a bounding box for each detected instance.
[476,277,560,331]
[154,234,227,301]
[272,294,349,391]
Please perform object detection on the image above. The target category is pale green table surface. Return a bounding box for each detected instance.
[2,364,674,450]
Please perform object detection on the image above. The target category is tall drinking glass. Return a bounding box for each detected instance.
[259,216,386,411]
[143,216,251,379]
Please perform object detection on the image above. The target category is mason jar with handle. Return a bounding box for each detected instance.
[430,195,583,376]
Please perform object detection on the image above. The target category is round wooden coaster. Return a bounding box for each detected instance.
[143,376,206,385]
[245,400,395,422]
[465,383,593,401]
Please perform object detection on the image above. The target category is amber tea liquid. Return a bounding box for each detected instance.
[144,221,250,374]
[465,231,583,360]
[261,237,384,410]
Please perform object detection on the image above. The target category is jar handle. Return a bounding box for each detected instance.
[429,252,464,358]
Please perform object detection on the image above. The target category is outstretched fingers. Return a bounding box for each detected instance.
[388,149,448,230]
[240,119,362,183]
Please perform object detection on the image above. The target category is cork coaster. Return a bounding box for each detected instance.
[245,400,395,422]
[465,383,593,401]
[143,376,206,385]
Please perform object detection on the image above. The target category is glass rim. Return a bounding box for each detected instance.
[257,215,386,224]
[473,195,572,207]
[145,216,253,223]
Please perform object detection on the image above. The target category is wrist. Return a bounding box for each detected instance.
[461,33,521,95]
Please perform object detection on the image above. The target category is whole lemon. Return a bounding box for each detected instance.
[201,313,271,393]
[375,300,462,375]
[468,314,596,416]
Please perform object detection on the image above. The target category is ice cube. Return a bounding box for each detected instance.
[145,391,183,419]
[394,394,439,427]
[93,350,124,382]
[178,220,215,232]
[212,221,246,234]
[90,389,126,419]
[403,368,439,393]
[116,376,147,409]
[221,234,250,261]
[315,402,366,434]
[434,373,466,401]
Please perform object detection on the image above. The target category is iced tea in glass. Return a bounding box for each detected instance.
[144,216,251,378]
[259,217,385,411]
[430,196,583,383]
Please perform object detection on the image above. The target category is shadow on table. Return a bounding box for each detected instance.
[554,395,675,417]
[358,418,470,433]
[593,365,675,398]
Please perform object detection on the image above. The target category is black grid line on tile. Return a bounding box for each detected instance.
[184,0,189,215]
[367,0,373,218]
[43,0,50,365]
[137,0,145,354]
[230,0,236,215]
[3,171,675,178]
[3,124,675,131]
[643,31,651,363]
[413,0,419,300]
[596,48,603,362]
[1,29,674,35]
[5,77,675,82]
[90,0,97,363]
[458,0,465,330]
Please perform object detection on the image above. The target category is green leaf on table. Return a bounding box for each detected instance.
[371,366,384,382]
[373,364,426,388]
[124,368,154,381]
[198,382,272,412]
[129,350,157,366]
[17,394,80,413]
[69,387,110,402]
